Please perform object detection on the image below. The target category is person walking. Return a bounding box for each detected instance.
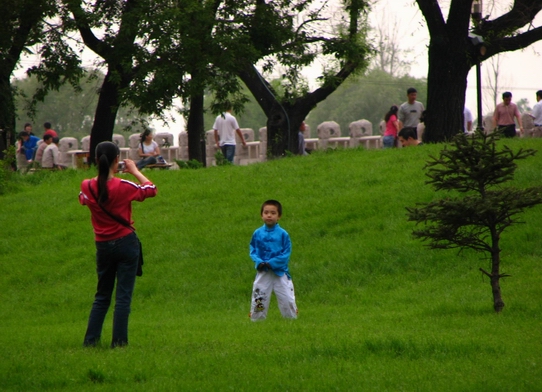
[493,91,523,137]
[79,141,157,348]
[213,103,247,163]
[529,90,542,137]
[398,87,425,130]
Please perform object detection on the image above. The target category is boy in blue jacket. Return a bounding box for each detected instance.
[249,200,298,320]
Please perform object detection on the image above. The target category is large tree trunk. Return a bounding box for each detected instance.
[265,104,308,156]
[266,103,294,156]
[88,70,127,164]
[238,64,347,156]
[0,74,15,158]
[423,38,472,143]
[186,92,205,163]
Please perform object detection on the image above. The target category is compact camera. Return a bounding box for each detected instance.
[117,161,126,171]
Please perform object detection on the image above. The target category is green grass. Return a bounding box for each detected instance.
[1,140,542,391]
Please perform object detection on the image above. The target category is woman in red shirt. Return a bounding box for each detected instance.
[79,141,157,348]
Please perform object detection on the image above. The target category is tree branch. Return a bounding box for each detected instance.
[65,0,110,58]
[484,26,542,58]
[480,0,542,36]
[415,0,446,37]
[479,267,492,278]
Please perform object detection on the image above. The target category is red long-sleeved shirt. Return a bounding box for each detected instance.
[79,177,157,241]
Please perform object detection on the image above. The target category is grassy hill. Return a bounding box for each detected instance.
[1,140,542,391]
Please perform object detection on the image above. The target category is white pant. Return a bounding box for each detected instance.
[250,271,298,320]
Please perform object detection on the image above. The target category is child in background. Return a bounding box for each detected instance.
[249,200,298,320]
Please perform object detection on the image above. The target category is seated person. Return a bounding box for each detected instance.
[35,134,52,164]
[137,130,161,169]
[42,137,65,169]
[18,131,41,163]
[398,127,423,147]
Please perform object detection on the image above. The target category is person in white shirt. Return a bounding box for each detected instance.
[213,104,247,163]
[464,107,473,133]
[35,134,52,164]
[529,90,542,137]
[42,137,64,169]
[398,87,425,130]
[136,129,161,169]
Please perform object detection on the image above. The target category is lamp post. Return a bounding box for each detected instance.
[471,1,484,131]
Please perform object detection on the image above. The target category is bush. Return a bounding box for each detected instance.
[175,159,204,169]
[0,146,16,195]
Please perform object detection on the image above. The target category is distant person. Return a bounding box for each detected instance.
[18,131,41,163]
[383,105,400,149]
[136,129,161,169]
[23,122,34,135]
[43,122,58,138]
[529,90,542,137]
[79,141,157,348]
[249,200,298,321]
[298,121,309,155]
[42,137,64,169]
[464,107,473,133]
[213,103,247,163]
[398,127,423,147]
[398,87,425,132]
[493,92,523,138]
[35,134,53,164]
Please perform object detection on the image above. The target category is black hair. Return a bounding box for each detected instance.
[419,110,427,123]
[95,141,120,204]
[398,127,417,140]
[384,105,398,122]
[23,123,32,129]
[44,122,52,129]
[502,91,512,99]
[52,137,59,144]
[261,200,282,216]
[536,90,542,99]
[140,129,152,145]
[407,87,417,95]
[43,134,53,141]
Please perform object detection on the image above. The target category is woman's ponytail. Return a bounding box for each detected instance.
[95,141,120,204]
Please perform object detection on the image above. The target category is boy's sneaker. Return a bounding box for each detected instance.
[157,156,167,165]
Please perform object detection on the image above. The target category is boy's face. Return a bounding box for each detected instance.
[398,136,414,147]
[407,92,417,103]
[261,205,280,227]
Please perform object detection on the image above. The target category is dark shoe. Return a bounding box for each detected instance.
[111,340,128,348]
[83,338,99,347]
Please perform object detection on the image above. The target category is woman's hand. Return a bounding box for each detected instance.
[123,159,138,175]
[123,158,151,184]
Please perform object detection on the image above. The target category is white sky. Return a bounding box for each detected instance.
[366,0,542,113]
[13,0,542,142]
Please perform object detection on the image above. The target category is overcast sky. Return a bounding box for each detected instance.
[367,0,542,113]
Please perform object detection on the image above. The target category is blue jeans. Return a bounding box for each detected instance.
[221,145,236,163]
[137,156,157,169]
[382,135,396,149]
[84,232,140,348]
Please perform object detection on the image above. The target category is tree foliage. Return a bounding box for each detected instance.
[0,0,64,157]
[238,0,373,155]
[14,70,147,140]
[407,130,542,312]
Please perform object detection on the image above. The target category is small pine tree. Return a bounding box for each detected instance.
[406,130,542,312]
